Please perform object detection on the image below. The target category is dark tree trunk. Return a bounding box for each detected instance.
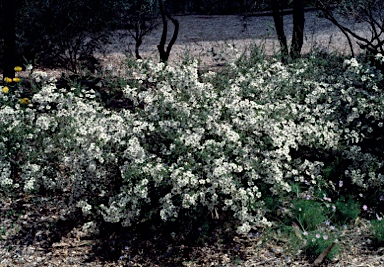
[290,0,305,59]
[3,0,17,79]
[135,39,143,60]
[134,25,143,60]
[127,0,159,61]
[157,0,179,62]
[271,0,288,63]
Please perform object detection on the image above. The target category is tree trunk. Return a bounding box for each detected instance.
[290,0,305,60]
[157,0,179,62]
[134,24,143,60]
[135,39,143,60]
[271,0,288,63]
[3,0,17,79]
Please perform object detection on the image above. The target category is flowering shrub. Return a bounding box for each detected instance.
[0,50,383,236]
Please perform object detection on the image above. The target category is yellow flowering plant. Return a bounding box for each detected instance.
[19,97,30,105]
[3,66,22,84]
[1,66,25,108]
[4,77,13,83]
[2,86,9,94]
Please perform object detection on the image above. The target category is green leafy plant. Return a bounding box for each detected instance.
[370,217,384,245]
[286,195,341,261]
[301,231,340,260]
[334,196,361,225]
[292,199,327,231]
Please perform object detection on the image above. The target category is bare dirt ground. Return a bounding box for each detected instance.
[2,12,383,267]
[100,11,369,72]
[1,193,384,267]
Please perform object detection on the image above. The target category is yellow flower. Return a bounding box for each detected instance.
[20,98,30,105]
[2,86,9,93]
[14,66,22,72]
[4,77,12,83]
[13,77,20,83]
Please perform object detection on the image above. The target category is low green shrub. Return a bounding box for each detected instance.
[334,196,361,225]
[292,199,327,231]
[370,218,384,245]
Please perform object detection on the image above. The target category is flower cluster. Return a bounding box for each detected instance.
[0,51,383,235]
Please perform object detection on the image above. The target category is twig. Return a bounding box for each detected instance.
[254,257,278,265]
[313,242,335,266]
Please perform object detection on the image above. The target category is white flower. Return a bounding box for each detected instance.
[35,115,51,131]
[26,64,33,71]
[76,200,93,216]
[237,222,251,234]
[1,178,13,187]
[23,177,36,192]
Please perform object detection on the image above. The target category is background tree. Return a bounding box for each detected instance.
[19,0,119,73]
[271,0,289,62]
[271,0,305,61]
[290,0,305,59]
[0,0,135,73]
[1,0,183,71]
[2,0,16,79]
[124,0,159,60]
[242,0,305,62]
[312,0,384,66]
[157,0,179,62]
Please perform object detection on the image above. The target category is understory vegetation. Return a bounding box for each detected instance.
[1,46,384,263]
